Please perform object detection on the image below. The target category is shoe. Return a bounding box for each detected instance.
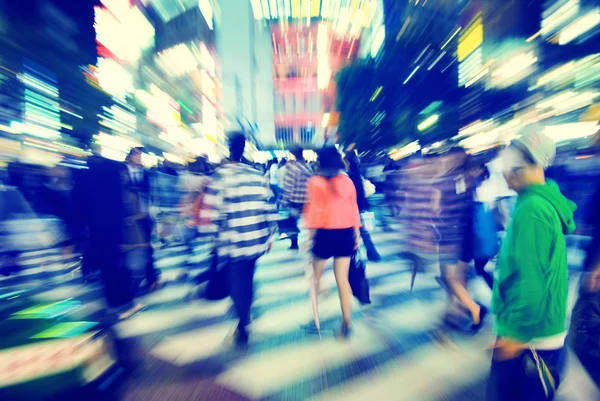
[337,322,352,340]
[234,328,249,348]
[471,304,488,333]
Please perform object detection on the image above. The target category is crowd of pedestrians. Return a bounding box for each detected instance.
[1,124,600,400]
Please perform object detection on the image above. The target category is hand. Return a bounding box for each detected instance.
[585,266,600,292]
[354,236,361,250]
[492,337,526,361]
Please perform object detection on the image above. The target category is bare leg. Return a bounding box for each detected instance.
[312,258,327,301]
[445,261,481,324]
[333,256,352,325]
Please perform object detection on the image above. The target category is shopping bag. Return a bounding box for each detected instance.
[522,347,557,399]
[361,212,375,232]
[473,202,500,260]
[349,250,371,304]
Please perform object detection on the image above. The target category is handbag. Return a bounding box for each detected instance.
[361,211,375,232]
[362,178,376,198]
[348,250,371,304]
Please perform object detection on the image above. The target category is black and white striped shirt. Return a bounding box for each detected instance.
[199,162,278,262]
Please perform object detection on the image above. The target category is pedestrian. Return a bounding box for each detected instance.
[346,150,381,262]
[569,173,600,388]
[304,146,361,339]
[125,147,159,292]
[487,128,576,400]
[267,159,280,201]
[198,132,278,347]
[83,149,138,318]
[281,147,313,250]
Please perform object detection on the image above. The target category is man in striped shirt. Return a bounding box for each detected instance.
[281,148,313,250]
[199,132,278,346]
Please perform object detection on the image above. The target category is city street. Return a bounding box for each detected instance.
[6,226,598,401]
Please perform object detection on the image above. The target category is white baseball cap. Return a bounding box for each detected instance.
[511,125,556,169]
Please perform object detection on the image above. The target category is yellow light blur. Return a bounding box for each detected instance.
[458,20,483,62]
[311,0,320,17]
[321,112,330,127]
[292,0,300,17]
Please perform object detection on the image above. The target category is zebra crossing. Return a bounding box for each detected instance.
[2,227,598,400]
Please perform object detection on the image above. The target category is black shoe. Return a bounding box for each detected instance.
[471,304,488,333]
[234,328,249,347]
[337,322,352,340]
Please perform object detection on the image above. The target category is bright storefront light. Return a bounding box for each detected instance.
[558,8,600,45]
[156,43,200,77]
[96,58,134,99]
[544,122,599,142]
[491,51,537,87]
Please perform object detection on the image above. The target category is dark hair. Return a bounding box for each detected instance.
[127,147,143,160]
[291,147,304,160]
[318,147,346,171]
[345,150,360,173]
[228,131,246,162]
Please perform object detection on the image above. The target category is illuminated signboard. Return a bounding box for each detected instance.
[11,300,83,320]
[146,85,181,129]
[458,17,483,62]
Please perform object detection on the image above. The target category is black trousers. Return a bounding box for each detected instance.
[225,258,258,336]
[570,291,600,388]
[487,347,564,401]
[139,217,158,285]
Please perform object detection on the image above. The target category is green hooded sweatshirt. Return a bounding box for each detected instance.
[492,180,576,342]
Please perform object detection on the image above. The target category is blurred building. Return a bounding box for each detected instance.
[250,0,381,148]
[455,0,599,153]
[217,0,275,148]
[0,0,104,166]
[92,0,225,164]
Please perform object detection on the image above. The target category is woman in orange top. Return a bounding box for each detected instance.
[304,147,361,338]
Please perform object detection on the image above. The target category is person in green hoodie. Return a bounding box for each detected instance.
[487,128,576,401]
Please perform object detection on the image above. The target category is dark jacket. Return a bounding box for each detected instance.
[348,170,369,212]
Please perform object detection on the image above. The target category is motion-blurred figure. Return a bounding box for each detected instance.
[126,147,159,291]
[569,124,600,388]
[83,149,135,316]
[281,147,313,250]
[488,129,575,400]
[267,159,280,200]
[37,164,79,254]
[199,132,278,347]
[346,151,381,262]
[304,147,362,338]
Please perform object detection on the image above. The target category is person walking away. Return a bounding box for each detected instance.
[451,161,497,298]
[346,151,381,262]
[267,159,280,201]
[487,128,576,400]
[198,132,278,347]
[304,147,361,338]
[118,167,146,318]
[569,173,600,388]
[83,149,137,318]
[281,148,313,250]
[126,147,159,292]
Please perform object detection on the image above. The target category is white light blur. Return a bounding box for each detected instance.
[268,0,278,18]
[441,27,461,50]
[317,24,331,90]
[544,122,599,142]
[390,141,420,160]
[558,8,599,45]
[156,43,200,77]
[403,66,419,85]
[198,0,214,29]
[428,51,446,71]
[96,58,134,99]
[250,0,264,19]
[491,52,537,87]
[321,112,330,128]
[370,25,385,58]
[541,0,579,36]
[261,0,271,19]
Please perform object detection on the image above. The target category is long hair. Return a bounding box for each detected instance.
[317,147,347,197]
[317,147,346,172]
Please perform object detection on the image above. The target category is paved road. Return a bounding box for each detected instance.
[3,227,599,401]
